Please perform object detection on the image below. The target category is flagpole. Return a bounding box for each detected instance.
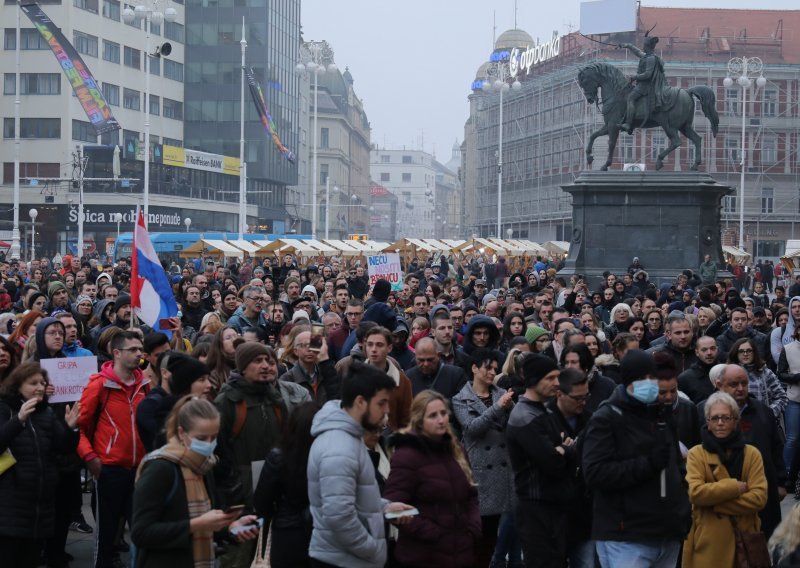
[11,1,21,261]
[238,18,246,240]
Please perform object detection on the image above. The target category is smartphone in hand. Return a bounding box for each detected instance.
[310,323,325,350]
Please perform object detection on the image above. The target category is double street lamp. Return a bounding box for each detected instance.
[480,61,521,238]
[723,57,767,251]
[296,43,337,239]
[122,1,177,226]
[28,208,37,262]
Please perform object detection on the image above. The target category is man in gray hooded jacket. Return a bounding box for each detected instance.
[307,360,413,568]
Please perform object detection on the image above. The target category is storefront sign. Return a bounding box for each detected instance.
[67,206,183,228]
[162,145,240,177]
[42,356,98,403]
[367,253,403,291]
[509,31,562,78]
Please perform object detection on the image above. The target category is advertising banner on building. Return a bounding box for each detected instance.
[367,253,403,291]
[162,145,240,176]
[21,3,120,134]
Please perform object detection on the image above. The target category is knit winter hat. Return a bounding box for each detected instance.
[525,325,549,344]
[284,276,300,290]
[27,291,46,310]
[372,279,392,303]
[167,353,210,395]
[521,354,559,388]
[114,294,131,311]
[47,280,67,299]
[620,349,657,386]
[235,341,271,372]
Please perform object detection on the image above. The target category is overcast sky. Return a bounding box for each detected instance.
[301,0,798,164]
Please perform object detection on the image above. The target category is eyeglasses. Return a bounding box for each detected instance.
[345,311,363,318]
[294,342,311,350]
[707,415,735,423]
[737,348,754,355]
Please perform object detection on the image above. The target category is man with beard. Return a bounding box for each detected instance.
[48,281,71,313]
[192,273,215,312]
[180,284,208,334]
[281,276,302,319]
[677,336,719,404]
[330,285,350,317]
[347,265,369,300]
[646,313,697,373]
[227,287,268,333]
[307,360,412,568]
[430,310,470,369]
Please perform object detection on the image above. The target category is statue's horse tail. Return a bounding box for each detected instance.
[687,86,719,137]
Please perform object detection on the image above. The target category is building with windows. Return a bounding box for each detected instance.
[464,7,800,258]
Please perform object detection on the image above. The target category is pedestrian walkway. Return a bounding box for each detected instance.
[63,494,130,567]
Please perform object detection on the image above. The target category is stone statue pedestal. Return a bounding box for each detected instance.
[558,171,733,284]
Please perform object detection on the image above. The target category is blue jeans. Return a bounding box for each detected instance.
[494,511,522,562]
[596,539,681,568]
[784,400,800,474]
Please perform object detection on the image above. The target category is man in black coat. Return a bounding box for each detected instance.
[699,364,787,537]
[715,307,769,362]
[677,336,719,404]
[405,338,467,399]
[646,313,697,373]
[582,350,690,567]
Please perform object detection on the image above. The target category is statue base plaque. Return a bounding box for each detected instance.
[558,172,733,284]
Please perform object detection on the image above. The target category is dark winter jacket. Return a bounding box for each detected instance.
[135,386,175,452]
[715,326,769,363]
[405,362,468,399]
[506,396,577,502]
[646,340,698,374]
[586,371,617,413]
[582,386,691,542]
[278,360,340,404]
[0,397,78,538]
[677,361,716,404]
[384,432,481,568]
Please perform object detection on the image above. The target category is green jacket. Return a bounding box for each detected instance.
[699,261,718,283]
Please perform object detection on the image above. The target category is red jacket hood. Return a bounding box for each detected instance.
[95,360,145,388]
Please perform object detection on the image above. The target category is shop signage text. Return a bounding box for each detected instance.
[68,207,183,227]
[509,31,562,78]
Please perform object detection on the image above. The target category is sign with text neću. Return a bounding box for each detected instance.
[21,3,119,134]
[367,253,403,292]
[42,356,98,404]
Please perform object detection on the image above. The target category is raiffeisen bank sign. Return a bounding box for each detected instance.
[509,31,562,78]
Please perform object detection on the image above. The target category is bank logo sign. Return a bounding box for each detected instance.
[509,31,562,78]
[163,145,240,177]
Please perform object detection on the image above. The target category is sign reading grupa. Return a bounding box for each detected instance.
[367,253,403,291]
[41,356,98,404]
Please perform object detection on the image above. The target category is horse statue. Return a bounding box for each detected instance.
[577,61,719,171]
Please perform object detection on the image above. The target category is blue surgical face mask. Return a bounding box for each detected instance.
[630,379,659,404]
[188,437,217,458]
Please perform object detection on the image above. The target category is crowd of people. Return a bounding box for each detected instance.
[2,250,800,567]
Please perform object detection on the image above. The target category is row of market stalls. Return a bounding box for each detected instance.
[178,237,570,263]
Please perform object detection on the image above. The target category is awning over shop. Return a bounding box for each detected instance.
[722,245,752,264]
[543,241,570,256]
[179,239,244,259]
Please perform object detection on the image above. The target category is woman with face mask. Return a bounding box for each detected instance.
[132,396,260,567]
[0,362,80,567]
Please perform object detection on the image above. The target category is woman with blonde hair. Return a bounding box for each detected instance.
[384,390,481,567]
[769,503,800,566]
[683,391,768,567]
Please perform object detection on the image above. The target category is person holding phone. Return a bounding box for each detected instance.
[132,396,260,567]
[278,330,340,403]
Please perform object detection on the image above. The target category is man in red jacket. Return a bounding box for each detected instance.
[77,330,150,568]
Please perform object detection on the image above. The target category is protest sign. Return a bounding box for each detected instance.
[41,356,97,404]
[367,253,403,291]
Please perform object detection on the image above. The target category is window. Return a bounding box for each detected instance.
[163,98,183,120]
[72,119,96,142]
[724,195,737,213]
[762,136,777,164]
[380,154,390,163]
[319,163,328,185]
[100,129,119,146]
[163,137,182,147]
[124,46,140,69]
[402,173,412,182]
[102,0,120,19]
[761,187,774,214]
[73,31,98,57]
[380,172,390,182]
[102,82,119,106]
[402,155,412,164]
[165,22,184,43]
[725,137,740,163]
[123,87,140,110]
[149,94,160,115]
[74,0,99,12]
[725,88,740,115]
[123,129,139,155]
[5,29,50,50]
[4,73,60,95]
[3,117,60,139]
[148,56,160,76]
[103,40,120,63]
[763,89,777,117]
[320,127,329,148]
[164,60,183,82]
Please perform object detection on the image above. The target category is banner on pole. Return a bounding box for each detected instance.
[245,67,296,164]
[42,356,98,403]
[367,253,403,291]
[21,3,120,134]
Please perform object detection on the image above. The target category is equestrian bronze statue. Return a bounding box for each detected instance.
[578,36,719,171]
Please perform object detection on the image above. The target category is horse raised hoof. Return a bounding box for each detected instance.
[655,160,664,171]
[600,165,609,171]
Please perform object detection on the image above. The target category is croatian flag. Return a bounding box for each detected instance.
[131,207,178,333]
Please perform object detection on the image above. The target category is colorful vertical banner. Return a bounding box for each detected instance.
[245,67,296,164]
[21,3,120,134]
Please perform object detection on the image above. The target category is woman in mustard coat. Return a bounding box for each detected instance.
[683,391,768,567]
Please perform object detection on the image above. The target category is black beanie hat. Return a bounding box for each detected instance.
[372,279,392,303]
[167,353,210,395]
[727,296,746,311]
[521,354,559,388]
[620,349,657,386]
[235,341,271,372]
[115,294,131,311]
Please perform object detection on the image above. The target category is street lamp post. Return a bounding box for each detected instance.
[296,42,337,239]
[724,57,766,252]
[122,1,177,227]
[184,217,191,233]
[481,62,521,238]
[28,208,37,262]
[114,213,123,241]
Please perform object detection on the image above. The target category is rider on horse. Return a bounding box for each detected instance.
[618,36,667,135]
